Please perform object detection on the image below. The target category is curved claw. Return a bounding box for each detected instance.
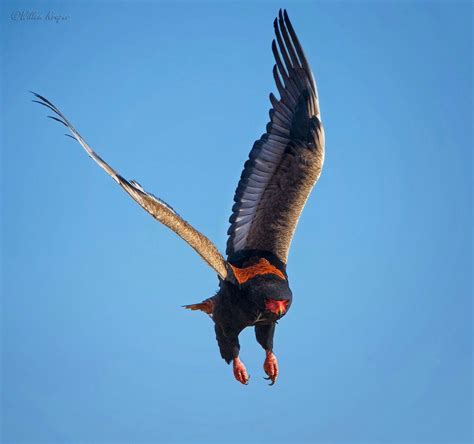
[263,376,276,386]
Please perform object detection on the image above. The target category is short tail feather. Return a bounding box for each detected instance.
[183,298,214,316]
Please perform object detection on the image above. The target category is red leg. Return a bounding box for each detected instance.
[263,350,278,385]
[233,356,250,385]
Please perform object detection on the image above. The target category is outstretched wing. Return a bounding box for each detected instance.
[227,10,325,264]
[32,92,229,280]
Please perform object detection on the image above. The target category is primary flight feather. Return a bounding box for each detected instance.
[33,9,325,385]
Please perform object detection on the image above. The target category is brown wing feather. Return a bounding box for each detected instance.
[227,10,325,263]
[32,92,229,280]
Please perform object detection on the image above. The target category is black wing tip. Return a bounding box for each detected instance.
[29,90,42,98]
[279,9,284,22]
[30,90,49,104]
[275,10,291,32]
[47,115,67,126]
[32,99,58,116]
[31,93,57,113]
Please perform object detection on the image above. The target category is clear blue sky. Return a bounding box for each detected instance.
[1,1,472,443]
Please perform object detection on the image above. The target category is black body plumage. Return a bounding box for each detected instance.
[212,251,293,363]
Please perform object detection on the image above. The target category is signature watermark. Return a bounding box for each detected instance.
[11,10,71,23]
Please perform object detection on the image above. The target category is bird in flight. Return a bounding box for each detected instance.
[33,9,325,385]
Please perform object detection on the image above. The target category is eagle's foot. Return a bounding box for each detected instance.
[263,350,278,385]
[233,357,250,385]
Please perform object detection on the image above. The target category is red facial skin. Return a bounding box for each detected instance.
[265,299,289,317]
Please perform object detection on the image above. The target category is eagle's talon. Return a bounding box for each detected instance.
[263,350,279,385]
[233,357,250,385]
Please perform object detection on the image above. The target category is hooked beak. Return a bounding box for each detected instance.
[265,299,289,317]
